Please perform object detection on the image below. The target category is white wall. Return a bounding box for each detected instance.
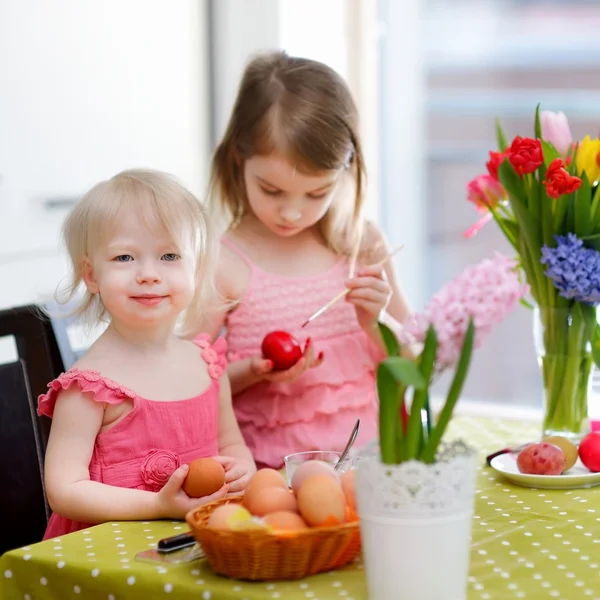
[0,0,211,312]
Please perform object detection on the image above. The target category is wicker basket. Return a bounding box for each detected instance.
[185,496,361,581]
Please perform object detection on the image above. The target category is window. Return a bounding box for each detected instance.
[378,0,600,407]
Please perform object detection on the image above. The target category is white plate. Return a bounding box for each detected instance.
[490,453,600,490]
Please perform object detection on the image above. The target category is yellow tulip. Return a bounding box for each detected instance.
[575,135,600,184]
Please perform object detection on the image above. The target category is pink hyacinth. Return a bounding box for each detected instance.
[401,254,527,370]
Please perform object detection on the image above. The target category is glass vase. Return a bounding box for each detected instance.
[533,305,594,441]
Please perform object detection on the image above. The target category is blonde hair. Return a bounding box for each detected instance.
[208,50,367,257]
[57,168,219,336]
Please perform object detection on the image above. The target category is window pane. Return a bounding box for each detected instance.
[378,0,600,407]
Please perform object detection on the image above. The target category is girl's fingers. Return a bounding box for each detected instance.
[302,340,315,363]
[356,264,386,278]
[202,483,229,503]
[227,475,250,493]
[346,276,390,292]
[346,288,389,304]
[311,351,325,368]
[223,466,243,482]
[164,464,189,493]
[211,455,236,471]
[348,299,383,316]
[266,357,305,382]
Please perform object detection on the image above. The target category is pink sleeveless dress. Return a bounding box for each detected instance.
[222,237,385,469]
[36,334,226,540]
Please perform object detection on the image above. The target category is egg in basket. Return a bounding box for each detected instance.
[185,461,361,581]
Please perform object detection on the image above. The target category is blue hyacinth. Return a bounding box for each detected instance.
[540,233,600,305]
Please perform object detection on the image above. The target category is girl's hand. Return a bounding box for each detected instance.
[212,456,255,494]
[345,263,392,333]
[250,338,324,384]
[155,465,228,519]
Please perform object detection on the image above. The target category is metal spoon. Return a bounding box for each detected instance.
[334,418,361,471]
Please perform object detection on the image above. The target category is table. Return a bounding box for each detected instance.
[2,416,600,599]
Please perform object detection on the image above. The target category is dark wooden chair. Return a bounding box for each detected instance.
[43,300,87,370]
[0,305,66,554]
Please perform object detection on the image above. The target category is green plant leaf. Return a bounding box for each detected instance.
[593,324,600,370]
[381,357,426,390]
[535,103,542,140]
[591,184,600,232]
[493,215,519,250]
[499,160,542,252]
[540,140,560,167]
[581,233,600,252]
[577,302,597,348]
[520,297,534,310]
[377,321,400,357]
[554,194,570,234]
[529,172,541,218]
[377,362,399,464]
[498,158,526,204]
[496,118,508,151]
[396,385,408,462]
[575,171,592,238]
[423,394,432,434]
[405,326,437,459]
[540,183,554,247]
[420,319,475,463]
[566,142,579,176]
[419,394,431,456]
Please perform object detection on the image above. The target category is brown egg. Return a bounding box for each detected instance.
[297,475,346,527]
[290,460,339,494]
[183,458,225,498]
[263,511,308,532]
[245,468,288,495]
[340,469,356,512]
[207,504,252,531]
[243,486,298,516]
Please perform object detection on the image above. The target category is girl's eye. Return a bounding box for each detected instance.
[114,255,133,262]
[162,253,181,262]
[261,187,282,197]
[308,192,329,200]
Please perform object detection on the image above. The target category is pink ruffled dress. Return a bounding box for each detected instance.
[222,237,385,469]
[36,334,227,540]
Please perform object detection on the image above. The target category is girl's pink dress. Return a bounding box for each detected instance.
[222,237,385,469]
[36,334,226,540]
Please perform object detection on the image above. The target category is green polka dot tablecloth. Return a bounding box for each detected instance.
[2,416,600,599]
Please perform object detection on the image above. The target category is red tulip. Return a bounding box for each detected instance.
[508,136,544,175]
[542,158,581,199]
[486,150,509,181]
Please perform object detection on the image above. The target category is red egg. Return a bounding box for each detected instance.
[579,432,600,472]
[261,331,303,370]
[516,442,565,475]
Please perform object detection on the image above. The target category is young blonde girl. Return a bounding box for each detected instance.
[38,169,255,539]
[199,51,412,469]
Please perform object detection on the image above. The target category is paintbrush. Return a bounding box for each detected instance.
[300,245,404,328]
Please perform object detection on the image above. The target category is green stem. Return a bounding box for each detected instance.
[420,320,475,463]
[538,304,593,436]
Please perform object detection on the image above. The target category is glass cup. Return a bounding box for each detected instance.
[283,450,354,487]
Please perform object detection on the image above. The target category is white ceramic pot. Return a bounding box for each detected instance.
[355,440,477,600]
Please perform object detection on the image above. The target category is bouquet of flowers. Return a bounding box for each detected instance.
[464,106,600,437]
[377,254,526,464]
